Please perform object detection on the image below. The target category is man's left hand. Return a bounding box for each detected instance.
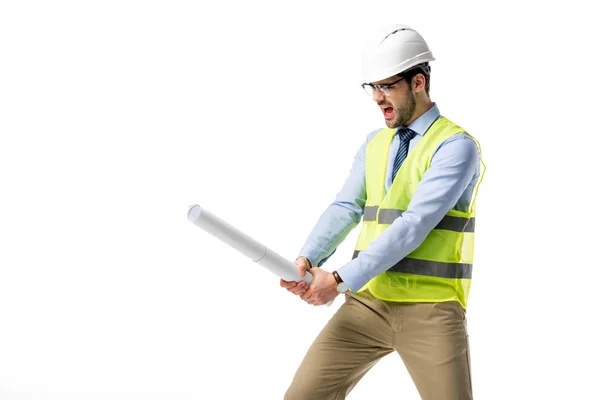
[300,267,339,306]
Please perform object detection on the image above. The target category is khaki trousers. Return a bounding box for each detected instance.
[284,289,472,400]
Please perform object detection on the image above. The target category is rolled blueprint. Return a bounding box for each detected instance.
[188,204,333,306]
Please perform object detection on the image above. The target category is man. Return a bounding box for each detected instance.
[280,24,485,400]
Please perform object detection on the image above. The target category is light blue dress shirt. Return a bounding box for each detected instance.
[297,103,481,293]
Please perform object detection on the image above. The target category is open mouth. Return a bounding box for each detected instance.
[382,106,394,119]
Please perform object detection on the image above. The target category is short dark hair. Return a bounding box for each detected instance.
[398,63,431,96]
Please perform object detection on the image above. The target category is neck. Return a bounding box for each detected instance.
[405,98,434,126]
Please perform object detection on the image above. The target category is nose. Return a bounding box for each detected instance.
[372,88,385,102]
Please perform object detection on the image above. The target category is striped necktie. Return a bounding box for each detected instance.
[391,128,417,182]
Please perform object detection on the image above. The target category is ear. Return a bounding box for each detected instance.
[412,73,426,93]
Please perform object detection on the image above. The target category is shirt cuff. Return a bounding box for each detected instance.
[335,258,366,293]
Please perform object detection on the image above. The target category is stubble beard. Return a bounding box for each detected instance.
[389,90,416,129]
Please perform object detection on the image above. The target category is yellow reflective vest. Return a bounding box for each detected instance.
[353,117,485,308]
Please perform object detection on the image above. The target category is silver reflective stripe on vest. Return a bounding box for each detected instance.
[435,215,475,233]
[377,208,403,224]
[352,251,472,279]
[362,206,474,233]
[363,206,379,221]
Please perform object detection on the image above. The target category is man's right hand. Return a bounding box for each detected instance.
[280,256,311,296]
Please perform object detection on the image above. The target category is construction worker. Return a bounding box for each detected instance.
[280,24,485,400]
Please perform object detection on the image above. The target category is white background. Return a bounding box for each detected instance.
[1,1,598,399]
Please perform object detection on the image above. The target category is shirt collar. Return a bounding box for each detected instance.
[398,103,440,137]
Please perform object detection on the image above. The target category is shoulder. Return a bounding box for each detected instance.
[354,128,386,155]
[365,128,386,145]
[432,115,480,154]
[434,132,479,158]
[430,132,480,176]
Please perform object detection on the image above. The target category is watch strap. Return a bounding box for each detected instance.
[332,270,343,284]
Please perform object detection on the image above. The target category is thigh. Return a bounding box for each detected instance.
[395,301,472,400]
[285,293,394,400]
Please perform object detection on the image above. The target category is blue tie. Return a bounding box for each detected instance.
[391,128,416,182]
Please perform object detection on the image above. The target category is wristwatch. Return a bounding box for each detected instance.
[332,270,350,293]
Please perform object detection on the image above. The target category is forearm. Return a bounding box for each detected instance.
[297,132,376,268]
[335,210,433,292]
[298,201,362,268]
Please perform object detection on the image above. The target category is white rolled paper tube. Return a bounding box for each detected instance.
[187,204,312,284]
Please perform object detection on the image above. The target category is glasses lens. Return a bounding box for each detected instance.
[362,84,391,96]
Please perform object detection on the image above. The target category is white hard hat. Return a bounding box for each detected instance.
[361,24,435,84]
